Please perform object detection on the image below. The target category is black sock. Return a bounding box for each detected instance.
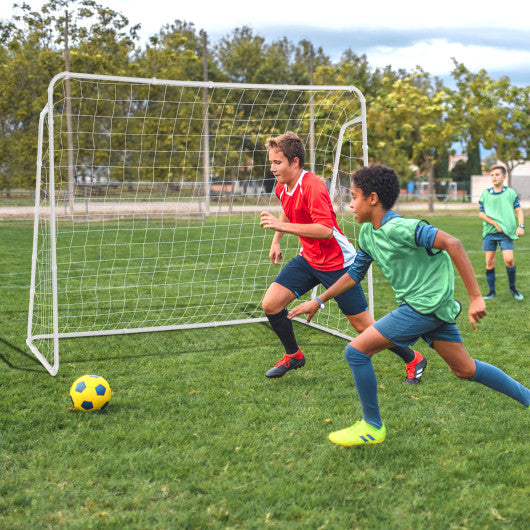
[389,345,415,364]
[266,309,299,355]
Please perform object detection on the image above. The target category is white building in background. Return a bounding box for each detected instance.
[471,161,530,202]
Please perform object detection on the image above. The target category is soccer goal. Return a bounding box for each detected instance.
[27,72,371,375]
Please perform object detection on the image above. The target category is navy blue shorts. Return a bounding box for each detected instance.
[273,254,368,316]
[373,304,462,349]
[482,233,514,251]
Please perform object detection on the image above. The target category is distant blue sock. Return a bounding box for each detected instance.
[344,345,382,428]
[486,268,496,292]
[470,360,530,407]
[506,265,516,289]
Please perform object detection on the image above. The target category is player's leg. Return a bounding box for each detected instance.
[330,279,427,384]
[328,326,392,447]
[501,244,523,300]
[262,256,317,378]
[482,235,497,299]
[262,281,298,353]
[433,339,529,407]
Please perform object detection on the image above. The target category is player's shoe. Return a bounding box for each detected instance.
[265,350,305,378]
[403,351,427,385]
[483,291,496,300]
[509,287,524,300]
[328,419,386,447]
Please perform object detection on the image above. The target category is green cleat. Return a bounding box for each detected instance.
[328,419,386,447]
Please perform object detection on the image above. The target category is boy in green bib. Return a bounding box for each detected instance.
[479,164,525,300]
[288,165,529,446]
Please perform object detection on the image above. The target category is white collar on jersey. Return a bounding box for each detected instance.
[283,170,307,196]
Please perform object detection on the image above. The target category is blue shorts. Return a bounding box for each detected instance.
[274,254,368,316]
[373,304,462,349]
[482,233,514,251]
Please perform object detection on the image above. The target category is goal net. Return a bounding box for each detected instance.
[28,72,370,375]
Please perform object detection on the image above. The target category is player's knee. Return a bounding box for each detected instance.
[347,312,373,333]
[262,298,276,314]
[345,344,369,366]
[450,365,475,380]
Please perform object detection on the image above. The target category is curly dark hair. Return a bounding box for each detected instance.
[352,165,400,210]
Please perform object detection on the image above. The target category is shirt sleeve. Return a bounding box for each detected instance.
[514,197,521,209]
[479,201,485,212]
[347,247,373,282]
[415,224,439,250]
[303,177,335,228]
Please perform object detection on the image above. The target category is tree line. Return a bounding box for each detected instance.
[1,0,528,195]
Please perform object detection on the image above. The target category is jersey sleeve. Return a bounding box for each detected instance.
[415,223,439,250]
[303,177,335,228]
[347,248,373,283]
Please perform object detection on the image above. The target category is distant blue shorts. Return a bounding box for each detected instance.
[274,254,368,316]
[482,233,514,251]
[373,304,462,349]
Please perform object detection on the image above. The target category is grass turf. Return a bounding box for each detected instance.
[1,213,529,528]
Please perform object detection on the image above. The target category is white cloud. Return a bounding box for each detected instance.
[367,38,530,76]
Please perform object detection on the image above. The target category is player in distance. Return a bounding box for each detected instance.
[288,164,529,447]
[259,132,426,383]
[479,164,525,301]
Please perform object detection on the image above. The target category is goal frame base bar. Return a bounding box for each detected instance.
[27,317,354,376]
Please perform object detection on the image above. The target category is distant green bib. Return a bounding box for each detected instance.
[480,187,519,239]
[359,217,461,323]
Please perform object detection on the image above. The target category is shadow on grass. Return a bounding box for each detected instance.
[0,336,44,372]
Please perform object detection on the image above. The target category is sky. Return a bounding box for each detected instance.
[1,0,529,86]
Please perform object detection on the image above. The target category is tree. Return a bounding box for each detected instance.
[368,71,461,211]
[482,79,529,184]
[0,1,139,191]
[451,61,528,185]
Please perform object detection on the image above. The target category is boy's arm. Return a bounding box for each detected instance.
[260,211,333,239]
[478,211,502,232]
[267,211,288,264]
[432,230,487,330]
[515,206,525,237]
[287,272,357,323]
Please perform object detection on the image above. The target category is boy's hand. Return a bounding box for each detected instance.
[288,300,320,323]
[269,242,283,265]
[260,211,283,231]
[468,296,487,330]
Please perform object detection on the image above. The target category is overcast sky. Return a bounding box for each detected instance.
[2,0,529,85]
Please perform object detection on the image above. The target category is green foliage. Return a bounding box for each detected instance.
[451,61,529,183]
[0,3,528,193]
[1,214,529,527]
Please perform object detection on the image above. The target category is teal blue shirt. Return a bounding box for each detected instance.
[348,211,461,323]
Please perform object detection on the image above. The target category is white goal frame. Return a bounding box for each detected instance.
[27,72,371,375]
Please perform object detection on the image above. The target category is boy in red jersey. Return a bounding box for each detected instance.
[260,132,426,381]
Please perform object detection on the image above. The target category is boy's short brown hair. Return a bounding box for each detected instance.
[266,131,305,168]
[490,164,507,175]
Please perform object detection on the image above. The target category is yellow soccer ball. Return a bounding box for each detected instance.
[69,374,111,411]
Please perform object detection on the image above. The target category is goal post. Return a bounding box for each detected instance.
[27,72,371,375]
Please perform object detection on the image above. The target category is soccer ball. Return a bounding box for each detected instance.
[69,374,111,411]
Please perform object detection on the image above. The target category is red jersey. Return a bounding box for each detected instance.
[275,171,356,271]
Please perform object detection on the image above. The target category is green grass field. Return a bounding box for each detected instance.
[1,212,529,528]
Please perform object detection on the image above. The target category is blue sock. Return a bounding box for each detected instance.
[470,360,530,407]
[506,265,516,289]
[344,345,383,428]
[486,268,496,292]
